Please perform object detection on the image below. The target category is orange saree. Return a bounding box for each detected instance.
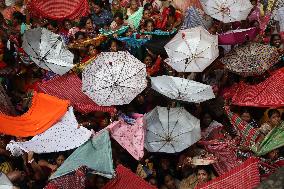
[0,92,69,137]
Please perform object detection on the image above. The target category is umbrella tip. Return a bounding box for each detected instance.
[182,33,186,39]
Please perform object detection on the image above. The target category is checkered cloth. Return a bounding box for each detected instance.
[44,167,86,189]
[28,0,90,21]
[196,158,260,189]
[102,165,157,189]
[38,74,116,114]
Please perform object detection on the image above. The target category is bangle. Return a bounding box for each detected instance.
[28,158,35,164]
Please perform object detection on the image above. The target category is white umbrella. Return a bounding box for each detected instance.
[164,26,218,72]
[0,172,13,189]
[5,0,15,6]
[22,27,74,75]
[145,106,201,153]
[200,0,253,23]
[82,51,147,106]
[151,75,215,103]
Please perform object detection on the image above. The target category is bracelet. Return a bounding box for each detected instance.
[28,158,35,164]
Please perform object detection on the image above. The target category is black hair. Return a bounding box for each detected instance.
[168,5,176,17]
[144,3,152,10]
[91,0,103,7]
[79,16,92,29]
[240,108,250,115]
[113,12,124,20]
[48,20,58,28]
[268,109,281,119]
[12,11,26,23]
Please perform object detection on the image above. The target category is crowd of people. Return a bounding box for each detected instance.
[0,0,284,188]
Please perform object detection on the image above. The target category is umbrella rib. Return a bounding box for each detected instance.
[169,108,184,137]
[147,130,167,140]
[117,67,145,85]
[169,142,177,153]
[156,141,168,152]
[172,130,193,139]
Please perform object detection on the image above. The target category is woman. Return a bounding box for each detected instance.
[79,16,96,38]
[127,0,139,17]
[143,54,162,76]
[156,5,182,31]
[259,109,282,136]
[163,174,180,189]
[179,166,214,189]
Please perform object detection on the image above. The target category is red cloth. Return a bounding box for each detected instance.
[44,167,86,189]
[225,68,284,107]
[199,139,241,175]
[196,157,260,189]
[102,165,157,189]
[38,74,116,114]
[28,0,90,21]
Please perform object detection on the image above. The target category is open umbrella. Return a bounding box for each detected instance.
[22,27,74,75]
[0,172,14,189]
[220,42,279,76]
[82,51,147,106]
[218,27,258,45]
[200,0,253,23]
[164,26,219,72]
[145,106,200,153]
[151,75,215,103]
[181,6,212,30]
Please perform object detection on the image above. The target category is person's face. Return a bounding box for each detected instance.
[99,118,109,128]
[88,45,97,56]
[110,41,118,52]
[272,36,282,48]
[164,175,176,189]
[143,10,151,19]
[146,21,154,32]
[0,1,5,8]
[112,1,120,9]
[197,169,209,184]
[64,21,72,30]
[161,159,170,170]
[241,112,251,123]
[202,114,212,127]
[144,56,152,67]
[114,17,123,26]
[269,113,281,127]
[93,4,102,14]
[85,19,93,30]
[47,24,58,33]
[149,178,157,186]
[267,149,279,160]
[130,1,138,10]
[56,155,65,166]
[95,177,105,189]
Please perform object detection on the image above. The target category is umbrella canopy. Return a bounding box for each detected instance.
[50,130,114,180]
[82,51,147,106]
[107,116,145,160]
[145,106,201,153]
[220,43,279,76]
[200,0,253,23]
[22,27,74,75]
[0,172,13,189]
[181,7,212,30]
[224,69,284,107]
[151,75,215,103]
[218,27,258,45]
[164,26,219,72]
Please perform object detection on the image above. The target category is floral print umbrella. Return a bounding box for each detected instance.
[220,42,279,76]
[82,51,147,106]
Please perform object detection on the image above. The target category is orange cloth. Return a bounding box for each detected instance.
[0,92,69,137]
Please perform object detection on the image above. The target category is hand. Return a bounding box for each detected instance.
[27,151,34,162]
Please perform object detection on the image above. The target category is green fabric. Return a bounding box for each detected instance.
[49,130,114,180]
[99,25,129,37]
[252,121,284,156]
[127,7,143,29]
